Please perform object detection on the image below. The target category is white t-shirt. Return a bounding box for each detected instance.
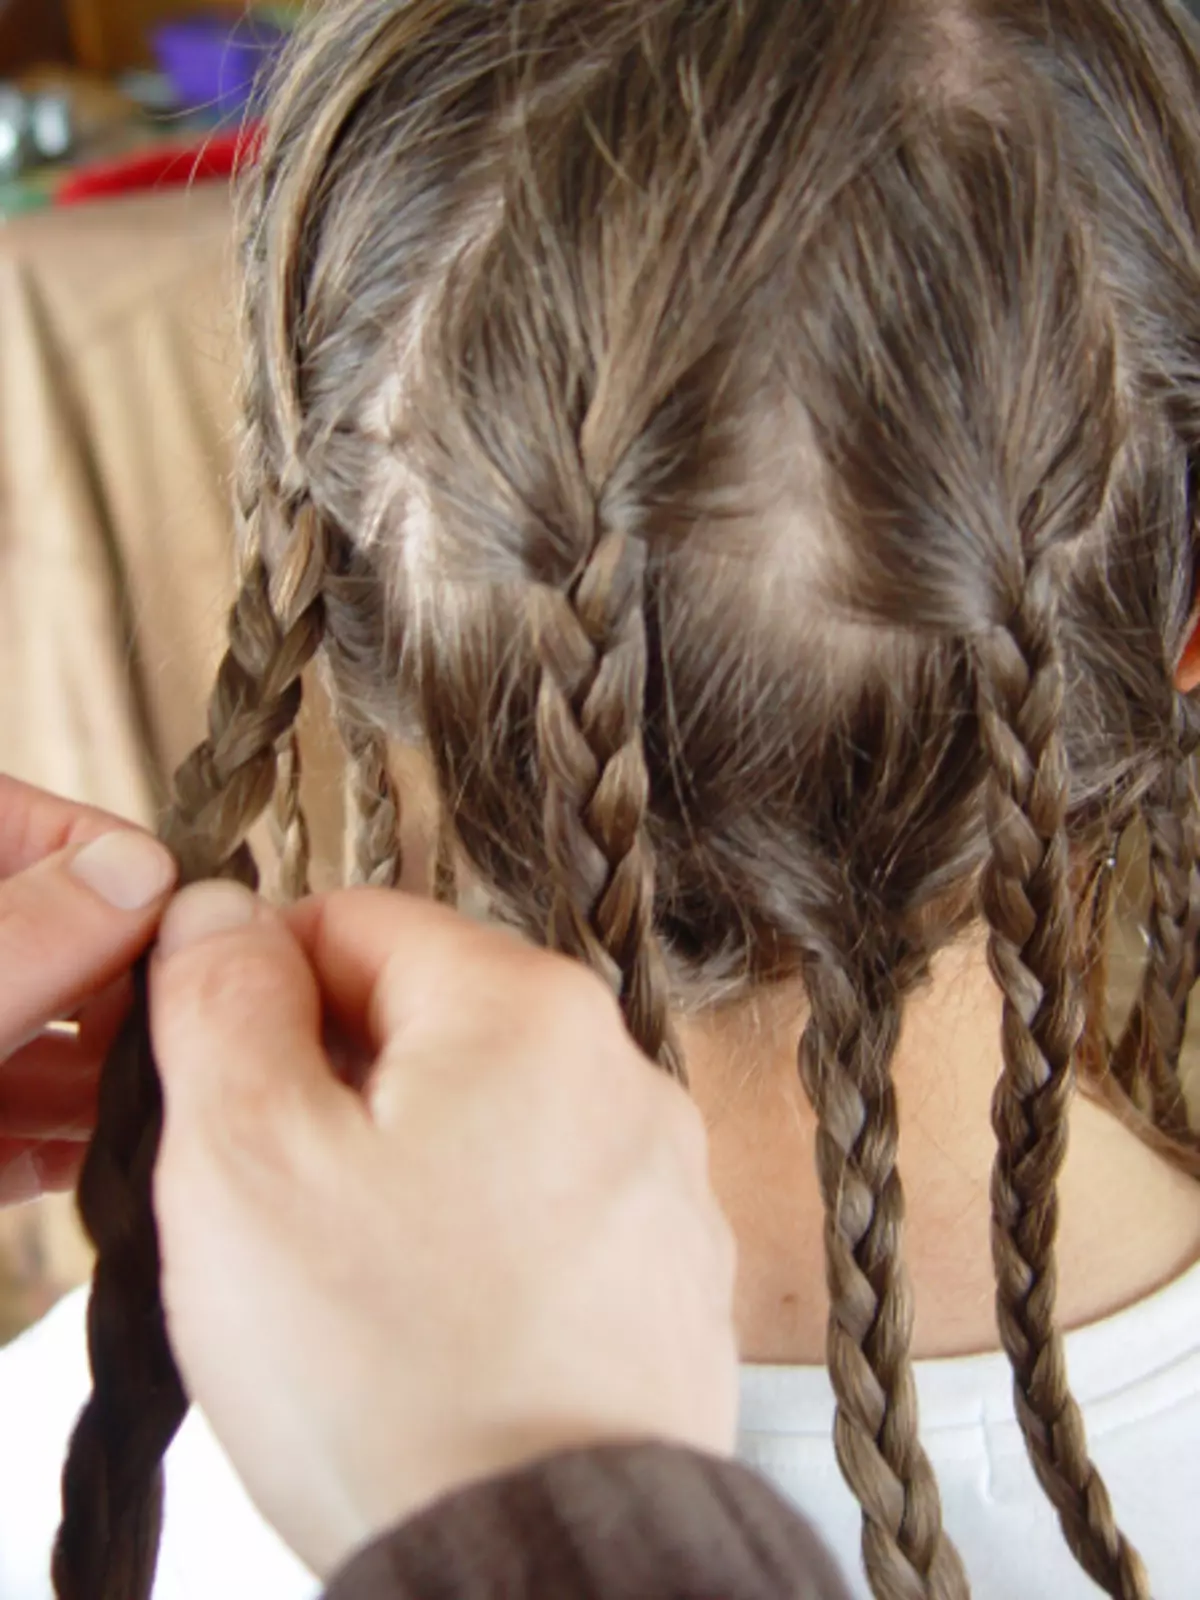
[2,1262,1198,1600]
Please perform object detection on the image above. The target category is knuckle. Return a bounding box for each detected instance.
[538,954,623,1032]
[210,1085,303,1189]
[488,942,624,1051]
[158,1027,304,1184]
[156,942,284,1046]
[0,880,56,981]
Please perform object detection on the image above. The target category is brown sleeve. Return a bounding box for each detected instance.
[322,1442,853,1600]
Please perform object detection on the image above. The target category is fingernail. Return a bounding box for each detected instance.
[157,881,258,959]
[70,832,178,912]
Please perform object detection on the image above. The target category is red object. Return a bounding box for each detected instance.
[1178,602,1200,692]
[54,123,263,207]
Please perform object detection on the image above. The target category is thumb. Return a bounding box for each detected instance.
[0,831,177,1054]
[151,883,358,1168]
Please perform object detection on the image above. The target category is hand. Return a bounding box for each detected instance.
[0,778,177,1204]
[150,882,737,1580]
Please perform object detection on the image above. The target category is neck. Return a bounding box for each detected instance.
[678,932,1200,1364]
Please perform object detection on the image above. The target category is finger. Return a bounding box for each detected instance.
[0,776,135,877]
[0,977,129,1140]
[151,883,360,1157]
[0,1138,87,1206]
[0,832,177,1055]
[0,1047,98,1139]
[285,889,601,1055]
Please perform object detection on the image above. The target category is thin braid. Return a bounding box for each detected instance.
[1111,750,1200,1136]
[319,523,403,892]
[530,528,680,1077]
[52,489,326,1600]
[164,497,326,878]
[975,566,1151,1600]
[272,726,313,900]
[344,722,403,888]
[800,957,968,1600]
[433,813,458,906]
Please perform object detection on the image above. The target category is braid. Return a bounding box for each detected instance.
[975,566,1150,1600]
[52,488,327,1600]
[319,521,403,892]
[1111,748,1200,1136]
[271,726,313,900]
[530,528,679,1077]
[343,722,403,889]
[51,961,185,1600]
[433,813,459,906]
[800,956,968,1600]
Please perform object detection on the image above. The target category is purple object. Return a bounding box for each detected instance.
[152,15,288,119]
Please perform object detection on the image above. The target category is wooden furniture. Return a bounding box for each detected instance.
[67,0,239,76]
[0,0,242,78]
[0,0,71,74]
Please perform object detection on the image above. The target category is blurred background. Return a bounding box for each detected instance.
[0,1,299,219]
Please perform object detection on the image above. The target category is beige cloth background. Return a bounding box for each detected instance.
[0,185,349,1339]
[1,186,241,820]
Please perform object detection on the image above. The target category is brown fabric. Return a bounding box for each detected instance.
[324,1444,853,1600]
[0,0,70,73]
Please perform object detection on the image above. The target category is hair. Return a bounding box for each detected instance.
[51,3,1200,1597]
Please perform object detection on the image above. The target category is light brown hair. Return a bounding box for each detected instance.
[52,3,1200,1597]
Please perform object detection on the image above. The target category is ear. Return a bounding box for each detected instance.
[1176,601,1200,694]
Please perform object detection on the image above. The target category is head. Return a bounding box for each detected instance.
[56,3,1200,1599]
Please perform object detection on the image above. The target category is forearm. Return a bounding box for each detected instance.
[323,1442,852,1600]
